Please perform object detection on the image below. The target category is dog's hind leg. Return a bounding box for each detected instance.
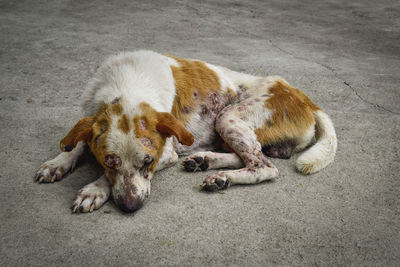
[200,98,279,191]
[35,141,86,183]
[183,151,244,172]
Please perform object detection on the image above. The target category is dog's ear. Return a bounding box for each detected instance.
[156,112,194,146]
[60,116,95,152]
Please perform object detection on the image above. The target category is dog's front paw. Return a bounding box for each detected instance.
[201,172,231,191]
[35,159,76,184]
[35,153,78,183]
[183,155,209,172]
[72,181,110,213]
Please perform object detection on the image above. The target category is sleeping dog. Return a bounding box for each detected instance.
[35,51,337,213]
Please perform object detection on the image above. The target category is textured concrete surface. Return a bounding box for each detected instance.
[1,0,399,266]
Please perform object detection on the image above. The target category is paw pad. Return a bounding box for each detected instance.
[183,156,209,172]
[201,175,231,191]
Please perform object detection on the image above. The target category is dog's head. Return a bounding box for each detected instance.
[60,101,194,212]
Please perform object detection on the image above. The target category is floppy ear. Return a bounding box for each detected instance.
[156,112,194,146]
[60,116,95,152]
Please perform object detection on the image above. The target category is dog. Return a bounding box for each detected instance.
[35,50,337,213]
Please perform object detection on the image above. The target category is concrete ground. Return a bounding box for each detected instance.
[1,0,399,265]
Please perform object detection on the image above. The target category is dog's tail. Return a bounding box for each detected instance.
[296,110,337,174]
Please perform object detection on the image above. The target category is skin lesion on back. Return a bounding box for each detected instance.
[169,56,222,125]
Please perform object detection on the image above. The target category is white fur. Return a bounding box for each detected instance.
[106,111,146,168]
[35,141,85,183]
[296,110,337,174]
[216,65,262,91]
[157,137,179,171]
[72,175,111,213]
[82,50,177,115]
[294,124,315,152]
[205,63,236,92]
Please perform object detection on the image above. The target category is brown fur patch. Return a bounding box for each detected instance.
[156,112,194,146]
[60,116,95,151]
[133,103,168,173]
[255,80,320,146]
[111,103,123,115]
[87,104,116,182]
[169,56,222,125]
[59,103,114,182]
[117,114,130,133]
[133,102,194,172]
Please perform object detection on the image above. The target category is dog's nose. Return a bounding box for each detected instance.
[116,196,143,213]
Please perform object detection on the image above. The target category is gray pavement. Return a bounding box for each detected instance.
[1,0,399,266]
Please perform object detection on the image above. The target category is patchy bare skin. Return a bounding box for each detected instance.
[173,91,235,156]
[182,85,307,190]
[181,75,327,191]
[197,93,277,189]
[181,98,277,190]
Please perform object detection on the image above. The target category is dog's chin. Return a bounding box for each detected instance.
[111,174,151,213]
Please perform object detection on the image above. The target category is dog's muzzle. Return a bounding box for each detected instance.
[111,172,150,213]
[115,194,143,213]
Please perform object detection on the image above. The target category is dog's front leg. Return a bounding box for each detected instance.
[156,138,178,171]
[35,141,86,183]
[71,174,111,213]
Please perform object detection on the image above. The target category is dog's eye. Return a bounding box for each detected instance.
[94,121,108,146]
[143,155,154,167]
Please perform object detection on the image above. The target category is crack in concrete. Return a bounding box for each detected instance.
[268,40,399,115]
[342,81,399,115]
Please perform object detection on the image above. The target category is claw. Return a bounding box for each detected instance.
[35,173,41,181]
[89,202,95,212]
[71,198,82,213]
[38,165,47,173]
